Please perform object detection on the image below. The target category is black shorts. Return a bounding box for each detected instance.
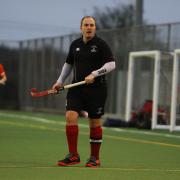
[66,83,107,119]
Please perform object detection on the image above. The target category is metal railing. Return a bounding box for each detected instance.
[1,22,180,117]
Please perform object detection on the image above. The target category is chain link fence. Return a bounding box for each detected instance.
[1,22,180,117]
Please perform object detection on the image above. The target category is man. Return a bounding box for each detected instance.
[52,16,116,167]
[0,63,7,85]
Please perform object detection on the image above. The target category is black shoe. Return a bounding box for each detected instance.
[85,156,100,168]
[57,153,80,166]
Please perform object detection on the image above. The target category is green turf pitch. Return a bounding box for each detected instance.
[0,110,180,180]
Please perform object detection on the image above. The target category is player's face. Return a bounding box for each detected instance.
[80,17,96,41]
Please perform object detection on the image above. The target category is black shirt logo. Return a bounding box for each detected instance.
[90,45,97,53]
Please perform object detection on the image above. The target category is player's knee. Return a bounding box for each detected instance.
[66,111,79,125]
[89,118,102,128]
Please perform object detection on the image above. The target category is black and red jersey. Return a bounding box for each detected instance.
[66,35,115,83]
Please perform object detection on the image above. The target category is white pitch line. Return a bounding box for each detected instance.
[111,127,180,139]
[0,112,87,128]
[0,112,180,139]
[0,165,180,172]
[1,114,180,148]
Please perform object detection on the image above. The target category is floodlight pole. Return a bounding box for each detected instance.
[135,0,144,26]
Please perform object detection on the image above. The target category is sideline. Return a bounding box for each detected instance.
[0,119,180,149]
[0,112,180,149]
[0,111,180,139]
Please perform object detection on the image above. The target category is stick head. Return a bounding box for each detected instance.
[30,88,56,97]
[31,88,37,93]
[30,88,37,97]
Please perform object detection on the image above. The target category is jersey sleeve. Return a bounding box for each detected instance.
[101,40,115,64]
[66,43,74,65]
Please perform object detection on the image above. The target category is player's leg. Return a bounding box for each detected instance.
[57,110,81,166]
[86,118,102,167]
[65,110,79,155]
[84,85,107,167]
[57,89,82,166]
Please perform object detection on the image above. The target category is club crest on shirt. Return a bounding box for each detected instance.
[96,107,103,115]
[90,45,97,53]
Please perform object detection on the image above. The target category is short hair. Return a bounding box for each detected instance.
[80,16,96,26]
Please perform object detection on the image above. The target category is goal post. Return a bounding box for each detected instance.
[125,50,173,130]
[170,49,180,131]
[125,51,161,127]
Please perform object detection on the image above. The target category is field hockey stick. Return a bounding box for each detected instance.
[30,80,86,98]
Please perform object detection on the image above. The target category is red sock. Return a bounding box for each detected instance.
[90,126,102,160]
[66,125,78,155]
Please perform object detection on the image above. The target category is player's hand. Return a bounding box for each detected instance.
[52,82,63,92]
[85,74,95,84]
[0,80,5,85]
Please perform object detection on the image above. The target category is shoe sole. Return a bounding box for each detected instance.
[57,161,81,166]
[85,163,100,168]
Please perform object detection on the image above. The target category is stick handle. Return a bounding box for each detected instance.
[63,81,86,89]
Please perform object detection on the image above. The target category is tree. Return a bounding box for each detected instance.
[92,4,135,30]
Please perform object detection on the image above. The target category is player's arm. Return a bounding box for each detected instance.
[52,62,73,90]
[85,61,116,84]
[91,61,116,77]
[85,39,116,83]
[0,72,7,85]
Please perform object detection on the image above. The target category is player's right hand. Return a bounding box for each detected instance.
[52,82,63,92]
[0,80,5,85]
